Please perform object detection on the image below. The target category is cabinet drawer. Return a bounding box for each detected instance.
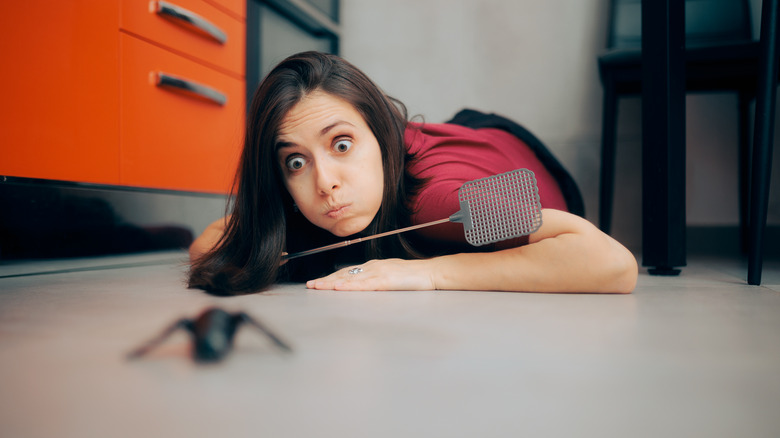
[204,0,245,18]
[121,0,245,76]
[120,34,244,193]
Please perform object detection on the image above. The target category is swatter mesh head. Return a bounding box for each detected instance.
[458,168,543,246]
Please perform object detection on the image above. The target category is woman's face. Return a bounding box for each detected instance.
[276,90,385,237]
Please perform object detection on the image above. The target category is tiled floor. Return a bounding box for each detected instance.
[1,251,779,438]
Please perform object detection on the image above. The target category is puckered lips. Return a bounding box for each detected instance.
[324,203,351,219]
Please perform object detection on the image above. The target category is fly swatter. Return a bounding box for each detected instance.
[283,168,543,260]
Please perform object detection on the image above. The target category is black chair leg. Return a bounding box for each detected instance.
[748,0,779,286]
[599,84,618,234]
[641,0,686,276]
[738,91,752,255]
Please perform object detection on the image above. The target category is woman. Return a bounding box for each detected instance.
[189,51,637,295]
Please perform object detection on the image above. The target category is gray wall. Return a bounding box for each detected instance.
[340,0,780,251]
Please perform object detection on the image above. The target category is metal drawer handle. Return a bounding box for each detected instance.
[152,0,227,44]
[155,72,227,106]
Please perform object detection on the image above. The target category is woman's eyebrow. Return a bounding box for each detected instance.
[321,120,355,136]
[275,140,295,150]
[276,120,356,150]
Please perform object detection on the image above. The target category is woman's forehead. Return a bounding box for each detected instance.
[278,91,364,136]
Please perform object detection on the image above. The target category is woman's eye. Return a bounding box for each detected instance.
[333,139,353,153]
[285,156,306,171]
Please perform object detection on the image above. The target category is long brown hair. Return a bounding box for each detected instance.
[188,52,421,295]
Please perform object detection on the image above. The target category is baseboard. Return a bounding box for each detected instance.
[687,225,780,258]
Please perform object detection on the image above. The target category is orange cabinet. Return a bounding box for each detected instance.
[1,1,121,185]
[205,0,245,18]
[0,0,246,194]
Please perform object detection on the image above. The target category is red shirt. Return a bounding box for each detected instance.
[405,122,567,247]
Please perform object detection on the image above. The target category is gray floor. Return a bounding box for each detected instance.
[1,250,779,438]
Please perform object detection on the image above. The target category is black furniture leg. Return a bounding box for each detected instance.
[738,91,752,254]
[599,81,618,234]
[641,0,687,276]
[748,0,779,286]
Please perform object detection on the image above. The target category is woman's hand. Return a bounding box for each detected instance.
[306,258,437,291]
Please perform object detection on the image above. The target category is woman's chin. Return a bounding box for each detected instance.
[328,218,370,238]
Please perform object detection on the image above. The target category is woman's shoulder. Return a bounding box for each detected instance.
[405,121,480,139]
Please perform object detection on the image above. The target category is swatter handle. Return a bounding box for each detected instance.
[283,240,362,260]
[283,218,452,260]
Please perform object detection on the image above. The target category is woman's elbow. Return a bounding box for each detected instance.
[189,240,207,262]
[606,245,638,294]
[189,219,227,262]
[189,233,217,262]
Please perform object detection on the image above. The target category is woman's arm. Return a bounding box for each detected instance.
[306,209,638,293]
[189,216,229,261]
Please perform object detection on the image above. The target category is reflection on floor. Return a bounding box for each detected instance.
[1,250,779,438]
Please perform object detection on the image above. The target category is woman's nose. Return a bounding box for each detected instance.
[314,161,340,195]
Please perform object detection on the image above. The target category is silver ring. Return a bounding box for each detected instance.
[348,267,363,275]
